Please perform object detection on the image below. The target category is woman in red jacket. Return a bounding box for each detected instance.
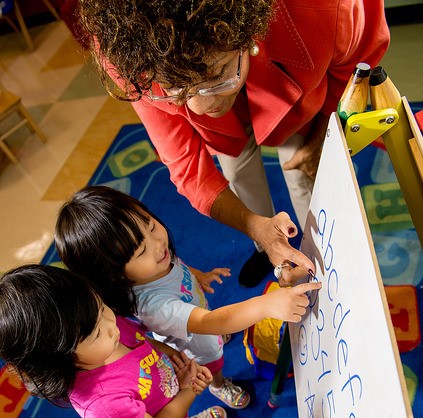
[79,0,389,288]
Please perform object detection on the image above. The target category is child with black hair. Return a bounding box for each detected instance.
[0,264,225,418]
[55,185,321,410]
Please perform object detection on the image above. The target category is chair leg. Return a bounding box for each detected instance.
[17,104,47,143]
[3,15,21,34]
[0,140,19,164]
[41,0,61,21]
[13,0,35,51]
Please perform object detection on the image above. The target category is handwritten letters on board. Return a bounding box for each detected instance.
[289,114,411,418]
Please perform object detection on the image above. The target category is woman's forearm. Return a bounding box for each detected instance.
[210,187,263,240]
[210,188,314,273]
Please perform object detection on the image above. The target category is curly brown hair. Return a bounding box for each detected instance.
[78,0,276,100]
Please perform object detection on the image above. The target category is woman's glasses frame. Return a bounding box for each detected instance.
[147,50,243,103]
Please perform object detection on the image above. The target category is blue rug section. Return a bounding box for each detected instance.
[2,103,422,417]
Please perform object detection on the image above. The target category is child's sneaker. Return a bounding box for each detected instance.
[209,377,250,409]
[190,406,227,418]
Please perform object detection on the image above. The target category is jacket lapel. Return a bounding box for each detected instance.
[247,1,314,143]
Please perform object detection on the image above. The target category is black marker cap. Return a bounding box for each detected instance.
[369,66,388,86]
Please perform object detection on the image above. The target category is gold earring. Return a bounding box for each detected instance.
[249,42,260,57]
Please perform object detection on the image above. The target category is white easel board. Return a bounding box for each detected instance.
[289,113,413,417]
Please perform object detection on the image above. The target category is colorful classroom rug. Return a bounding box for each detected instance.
[1,104,423,418]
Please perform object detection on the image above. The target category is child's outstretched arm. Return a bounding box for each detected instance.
[189,266,231,294]
[187,281,322,335]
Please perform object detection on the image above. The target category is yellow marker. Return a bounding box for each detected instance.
[337,63,371,129]
[370,66,423,246]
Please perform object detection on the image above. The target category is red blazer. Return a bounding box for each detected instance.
[128,0,390,215]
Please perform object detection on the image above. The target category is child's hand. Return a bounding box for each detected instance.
[171,352,197,391]
[171,353,213,394]
[266,282,322,322]
[192,364,213,394]
[195,268,231,294]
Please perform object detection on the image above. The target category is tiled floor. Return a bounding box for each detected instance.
[0,20,139,273]
[0,19,422,274]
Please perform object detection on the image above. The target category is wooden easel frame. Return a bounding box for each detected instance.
[345,97,423,246]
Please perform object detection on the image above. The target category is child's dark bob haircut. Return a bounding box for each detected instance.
[55,185,176,317]
[0,264,100,404]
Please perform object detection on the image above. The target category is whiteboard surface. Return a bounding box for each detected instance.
[289,113,412,417]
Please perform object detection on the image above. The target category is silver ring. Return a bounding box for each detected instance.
[274,262,291,279]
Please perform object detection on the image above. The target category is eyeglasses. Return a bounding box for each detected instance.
[147,50,243,103]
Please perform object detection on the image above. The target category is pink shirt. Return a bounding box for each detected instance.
[110,0,390,216]
[71,317,180,418]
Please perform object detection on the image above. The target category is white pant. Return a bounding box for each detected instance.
[216,128,314,247]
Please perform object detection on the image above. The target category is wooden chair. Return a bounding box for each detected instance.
[0,85,47,164]
[0,0,61,51]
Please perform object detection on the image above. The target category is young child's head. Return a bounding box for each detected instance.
[0,264,103,403]
[55,185,176,317]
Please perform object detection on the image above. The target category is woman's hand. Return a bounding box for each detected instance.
[210,189,315,285]
[282,112,329,181]
[249,212,315,285]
